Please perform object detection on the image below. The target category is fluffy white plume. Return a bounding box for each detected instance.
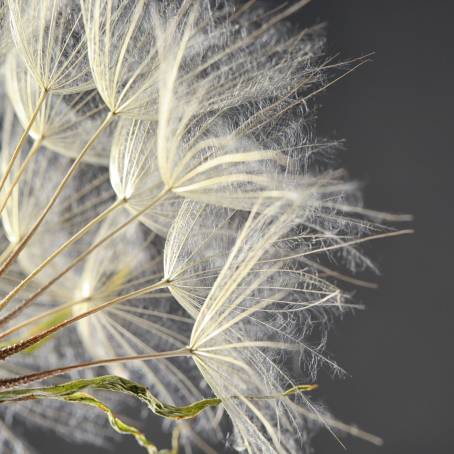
[162,195,383,452]
[8,0,93,93]
[5,53,111,164]
[0,1,401,453]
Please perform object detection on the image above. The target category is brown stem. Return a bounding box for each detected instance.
[0,280,168,360]
[0,298,88,341]
[0,348,190,389]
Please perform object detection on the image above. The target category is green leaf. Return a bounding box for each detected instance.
[0,375,317,452]
[63,391,159,453]
[0,375,222,419]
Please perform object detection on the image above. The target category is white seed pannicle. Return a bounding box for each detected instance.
[0,1,408,453]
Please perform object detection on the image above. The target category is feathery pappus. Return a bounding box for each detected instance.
[0,1,409,453]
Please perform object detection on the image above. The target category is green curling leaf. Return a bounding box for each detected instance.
[0,375,317,452]
[62,391,159,453]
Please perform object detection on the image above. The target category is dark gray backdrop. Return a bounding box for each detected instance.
[27,1,453,453]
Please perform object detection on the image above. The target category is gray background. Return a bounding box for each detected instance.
[26,1,453,453]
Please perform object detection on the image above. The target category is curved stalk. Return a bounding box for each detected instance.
[0,111,115,281]
[0,89,48,193]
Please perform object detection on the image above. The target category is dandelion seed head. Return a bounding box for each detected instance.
[8,0,93,93]
[5,52,111,164]
[0,1,398,452]
[162,193,378,452]
[80,0,160,117]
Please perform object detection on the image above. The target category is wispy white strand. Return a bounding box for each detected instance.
[0,1,405,453]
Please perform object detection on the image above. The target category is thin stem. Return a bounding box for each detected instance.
[0,280,168,360]
[0,111,115,282]
[0,136,44,217]
[0,347,190,389]
[0,296,95,341]
[0,189,170,327]
[0,197,125,313]
[0,89,48,194]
